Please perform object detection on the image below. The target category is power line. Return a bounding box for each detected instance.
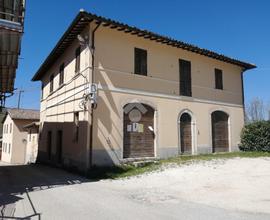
[17,89,24,109]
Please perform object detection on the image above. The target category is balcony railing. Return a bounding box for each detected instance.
[0,0,25,25]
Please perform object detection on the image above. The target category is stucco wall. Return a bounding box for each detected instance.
[92,90,244,166]
[10,119,31,164]
[1,115,13,163]
[25,127,39,164]
[1,115,37,164]
[95,26,244,105]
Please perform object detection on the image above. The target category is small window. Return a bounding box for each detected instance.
[50,74,54,93]
[8,144,11,154]
[29,129,32,142]
[6,124,9,134]
[74,112,79,142]
[10,123,12,133]
[41,82,45,99]
[215,68,223,90]
[59,63,65,86]
[75,46,81,74]
[134,48,147,76]
[179,59,192,97]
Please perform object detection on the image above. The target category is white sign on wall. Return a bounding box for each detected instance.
[127,123,144,133]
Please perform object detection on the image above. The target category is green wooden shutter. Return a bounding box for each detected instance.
[215,68,223,90]
[134,48,147,76]
[179,59,192,96]
[75,46,81,73]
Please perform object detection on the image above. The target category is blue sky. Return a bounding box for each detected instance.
[6,0,270,109]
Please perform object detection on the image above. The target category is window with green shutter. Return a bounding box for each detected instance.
[215,68,223,90]
[179,59,192,97]
[59,63,65,86]
[75,46,81,74]
[134,48,147,76]
[49,74,54,93]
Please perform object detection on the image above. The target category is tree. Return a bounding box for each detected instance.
[246,97,266,122]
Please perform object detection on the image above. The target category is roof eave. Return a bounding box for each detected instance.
[32,11,256,81]
[32,11,92,81]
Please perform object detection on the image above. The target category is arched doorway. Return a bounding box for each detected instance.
[211,111,229,153]
[179,112,192,154]
[123,103,155,158]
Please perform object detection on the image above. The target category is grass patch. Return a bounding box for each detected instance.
[87,151,270,180]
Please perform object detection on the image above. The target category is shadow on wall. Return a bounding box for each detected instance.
[38,120,116,170]
[92,68,125,166]
[0,164,89,218]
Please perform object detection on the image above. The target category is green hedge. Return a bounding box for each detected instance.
[239,121,270,152]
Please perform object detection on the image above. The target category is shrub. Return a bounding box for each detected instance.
[239,121,270,152]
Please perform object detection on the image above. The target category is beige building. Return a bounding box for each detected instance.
[32,11,256,171]
[24,122,39,164]
[1,108,40,164]
[0,110,6,159]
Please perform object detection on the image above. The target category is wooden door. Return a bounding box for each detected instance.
[123,104,155,158]
[212,111,229,152]
[180,113,192,154]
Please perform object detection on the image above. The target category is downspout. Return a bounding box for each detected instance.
[241,69,246,124]
[88,22,101,169]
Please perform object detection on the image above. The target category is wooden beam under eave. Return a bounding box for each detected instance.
[102,23,111,27]
[144,35,151,39]
[149,36,158,41]
[117,27,126,31]
[156,39,164,42]
[161,40,170,44]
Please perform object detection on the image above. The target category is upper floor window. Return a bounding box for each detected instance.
[134,48,147,76]
[179,59,192,97]
[215,68,223,90]
[50,74,54,93]
[59,63,65,86]
[75,46,81,74]
[41,82,44,99]
[10,123,12,133]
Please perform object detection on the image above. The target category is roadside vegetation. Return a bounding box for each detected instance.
[87,151,270,180]
[240,120,270,152]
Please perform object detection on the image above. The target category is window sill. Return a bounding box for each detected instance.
[133,72,148,77]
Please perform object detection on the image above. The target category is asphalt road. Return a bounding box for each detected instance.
[0,162,269,220]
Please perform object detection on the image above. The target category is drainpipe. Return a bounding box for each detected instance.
[87,22,101,170]
[241,69,247,124]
